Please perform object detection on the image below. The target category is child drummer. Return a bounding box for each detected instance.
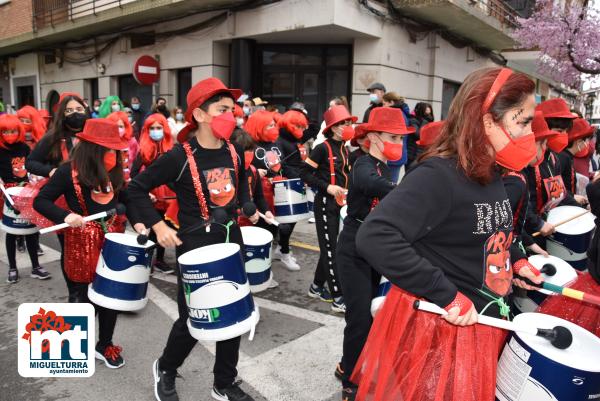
[127,77,259,401]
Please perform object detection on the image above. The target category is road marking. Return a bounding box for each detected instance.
[289,241,320,252]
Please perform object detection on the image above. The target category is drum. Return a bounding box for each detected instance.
[88,233,154,311]
[512,255,578,314]
[178,243,260,342]
[1,187,38,235]
[273,178,310,223]
[370,276,391,317]
[306,186,315,213]
[241,226,274,293]
[546,206,595,270]
[496,312,600,401]
[339,205,348,235]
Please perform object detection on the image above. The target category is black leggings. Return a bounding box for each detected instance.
[5,232,40,270]
[149,218,176,262]
[313,194,343,298]
[256,219,296,254]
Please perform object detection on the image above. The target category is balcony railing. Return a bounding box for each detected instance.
[32,0,138,32]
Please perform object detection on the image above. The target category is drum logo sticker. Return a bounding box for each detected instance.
[18,303,95,377]
[184,282,221,323]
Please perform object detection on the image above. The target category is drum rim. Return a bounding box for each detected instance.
[104,232,155,249]
[547,206,595,234]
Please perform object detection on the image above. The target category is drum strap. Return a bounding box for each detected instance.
[71,168,89,216]
[534,164,545,214]
[60,139,70,162]
[504,171,527,231]
[182,141,239,221]
[570,160,576,194]
[248,165,258,198]
[323,140,349,189]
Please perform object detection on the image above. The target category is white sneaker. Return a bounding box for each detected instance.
[272,245,282,261]
[280,253,300,271]
[308,217,315,224]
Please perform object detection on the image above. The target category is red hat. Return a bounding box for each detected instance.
[416,121,444,147]
[350,124,367,147]
[53,92,82,113]
[535,98,576,119]
[363,107,415,135]
[177,77,243,143]
[531,111,558,140]
[568,118,595,142]
[323,105,357,135]
[76,118,129,150]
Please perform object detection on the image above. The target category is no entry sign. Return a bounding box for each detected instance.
[133,55,160,85]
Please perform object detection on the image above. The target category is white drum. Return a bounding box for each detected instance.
[273,178,310,223]
[1,187,38,235]
[546,206,595,271]
[241,226,274,293]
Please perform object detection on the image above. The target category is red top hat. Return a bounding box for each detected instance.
[363,107,415,136]
[177,78,243,143]
[531,111,558,140]
[76,118,129,150]
[322,105,357,135]
[416,120,444,147]
[350,124,366,147]
[568,118,595,142]
[535,98,576,119]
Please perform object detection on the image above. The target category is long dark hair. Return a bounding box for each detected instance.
[414,102,434,121]
[47,95,90,165]
[71,141,124,193]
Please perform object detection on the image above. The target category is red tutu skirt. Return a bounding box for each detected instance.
[352,286,507,401]
[164,200,179,228]
[12,179,68,228]
[537,272,600,337]
[261,177,275,214]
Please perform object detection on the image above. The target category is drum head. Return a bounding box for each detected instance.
[104,232,155,249]
[241,226,273,246]
[528,255,577,293]
[513,313,600,372]
[178,243,240,266]
[547,206,595,235]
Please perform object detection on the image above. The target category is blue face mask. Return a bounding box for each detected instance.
[149,129,164,141]
[369,93,379,103]
[131,103,140,111]
[243,106,250,116]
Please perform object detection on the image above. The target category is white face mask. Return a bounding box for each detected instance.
[369,93,379,103]
[93,106,100,112]
[236,117,244,128]
[111,104,120,112]
[176,113,184,121]
[149,129,164,141]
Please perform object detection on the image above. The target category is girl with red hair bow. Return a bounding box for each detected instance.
[17,106,46,149]
[131,113,175,274]
[0,114,49,283]
[352,68,541,401]
[106,111,139,183]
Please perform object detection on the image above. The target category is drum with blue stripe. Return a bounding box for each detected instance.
[370,276,390,316]
[1,187,38,235]
[88,233,154,311]
[241,226,274,293]
[546,206,595,271]
[496,312,600,401]
[512,255,577,314]
[273,178,310,223]
[178,243,260,342]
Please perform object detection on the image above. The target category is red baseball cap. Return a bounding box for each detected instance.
[416,120,444,147]
[177,78,243,143]
[568,118,595,142]
[76,118,129,150]
[363,107,415,135]
[322,105,357,135]
[535,98,576,119]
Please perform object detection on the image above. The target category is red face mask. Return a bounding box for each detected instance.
[341,125,355,141]
[263,127,279,142]
[547,133,568,153]
[494,127,537,171]
[104,152,117,172]
[376,138,403,162]
[210,112,236,141]
[244,150,254,170]
[2,132,19,144]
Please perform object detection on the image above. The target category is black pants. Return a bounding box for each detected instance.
[5,232,40,270]
[256,220,296,254]
[336,221,380,388]
[159,223,243,389]
[149,218,176,263]
[313,194,343,298]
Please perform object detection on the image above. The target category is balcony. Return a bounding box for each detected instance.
[389,0,519,50]
[0,0,243,56]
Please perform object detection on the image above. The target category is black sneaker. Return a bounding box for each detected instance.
[17,237,26,253]
[342,386,357,401]
[212,380,255,401]
[154,260,175,274]
[153,359,179,401]
[31,267,51,280]
[334,362,344,381]
[95,343,125,369]
[37,246,44,256]
[7,269,19,284]
[307,283,333,303]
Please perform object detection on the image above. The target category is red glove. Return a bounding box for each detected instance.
[443,292,474,316]
[513,259,541,276]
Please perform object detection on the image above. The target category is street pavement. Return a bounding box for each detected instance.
[0,220,345,401]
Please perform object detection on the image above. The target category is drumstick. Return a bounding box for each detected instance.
[519,275,600,307]
[39,205,125,234]
[413,300,573,349]
[532,209,591,237]
[258,212,279,226]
